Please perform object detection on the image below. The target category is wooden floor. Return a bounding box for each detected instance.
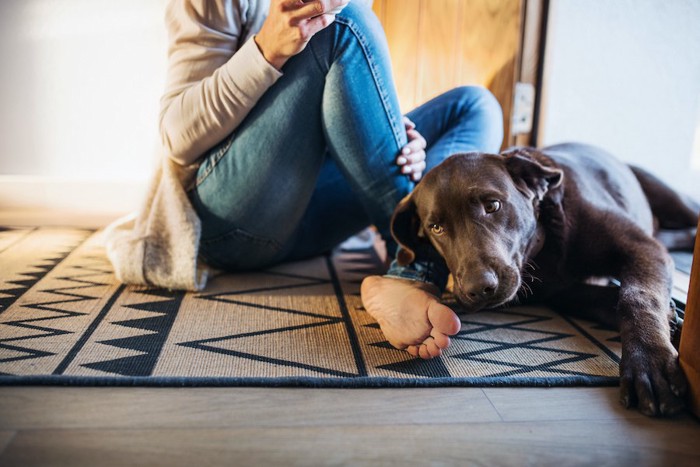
[0,386,698,466]
[1,213,699,466]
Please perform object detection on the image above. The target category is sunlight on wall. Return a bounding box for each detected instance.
[0,0,169,213]
[539,0,700,201]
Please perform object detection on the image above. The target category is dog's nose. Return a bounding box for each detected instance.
[465,271,498,299]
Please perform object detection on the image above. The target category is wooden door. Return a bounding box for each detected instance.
[680,217,700,417]
[372,0,525,148]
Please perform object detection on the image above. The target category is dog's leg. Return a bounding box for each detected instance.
[630,165,699,229]
[654,227,698,251]
[630,165,699,250]
[612,225,688,416]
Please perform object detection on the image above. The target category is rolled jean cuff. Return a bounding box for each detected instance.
[384,258,450,294]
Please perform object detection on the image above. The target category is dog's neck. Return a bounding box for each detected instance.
[525,223,546,259]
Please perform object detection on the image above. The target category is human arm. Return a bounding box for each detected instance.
[159,0,284,165]
[159,0,348,166]
[256,0,350,70]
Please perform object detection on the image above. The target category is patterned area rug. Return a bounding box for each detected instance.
[0,227,622,387]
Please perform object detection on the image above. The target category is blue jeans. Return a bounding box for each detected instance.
[189,3,503,292]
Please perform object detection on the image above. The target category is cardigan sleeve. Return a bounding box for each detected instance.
[159,0,282,166]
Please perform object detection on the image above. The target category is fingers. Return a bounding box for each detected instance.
[397,144,426,180]
[404,128,427,151]
[259,0,348,69]
[397,157,426,178]
[403,167,424,182]
[291,0,348,21]
[398,121,427,181]
[291,0,350,40]
[403,116,416,130]
[301,12,336,37]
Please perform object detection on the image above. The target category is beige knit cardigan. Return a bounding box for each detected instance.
[105,0,370,291]
[104,0,283,291]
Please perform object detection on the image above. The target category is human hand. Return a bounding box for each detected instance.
[255,0,350,70]
[397,116,427,181]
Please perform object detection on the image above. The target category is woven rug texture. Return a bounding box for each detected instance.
[0,227,622,386]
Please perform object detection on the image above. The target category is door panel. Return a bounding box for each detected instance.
[373,0,523,146]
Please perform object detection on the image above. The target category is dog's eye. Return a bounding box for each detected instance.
[429,224,445,235]
[484,200,501,214]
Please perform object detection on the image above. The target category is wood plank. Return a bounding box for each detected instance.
[0,387,499,430]
[379,0,421,112]
[483,387,651,422]
[2,420,699,467]
[458,0,522,147]
[376,0,523,141]
[416,0,461,107]
[680,216,700,416]
[0,432,16,456]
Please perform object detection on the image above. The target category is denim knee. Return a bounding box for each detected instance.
[335,1,383,35]
[385,258,451,293]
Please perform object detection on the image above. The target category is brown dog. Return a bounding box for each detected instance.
[391,142,698,417]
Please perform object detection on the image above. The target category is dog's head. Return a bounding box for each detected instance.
[391,148,563,311]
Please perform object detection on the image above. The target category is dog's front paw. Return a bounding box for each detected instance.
[619,343,687,417]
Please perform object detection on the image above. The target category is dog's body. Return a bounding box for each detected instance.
[392,142,699,416]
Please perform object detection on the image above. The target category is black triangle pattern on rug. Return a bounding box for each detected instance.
[0,227,32,254]
[378,355,452,377]
[0,230,88,314]
[590,323,622,343]
[0,254,112,366]
[364,323,399,350]
[82,289,184,377]
[450,309,599,377]
[178,268,361,378]
[0,227,631,386]
[195,267,332,301]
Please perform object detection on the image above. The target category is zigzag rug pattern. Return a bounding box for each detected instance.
[0,228,621,386]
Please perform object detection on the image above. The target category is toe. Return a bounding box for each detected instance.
[406,345,420,357]
[635,374,658,416]
[619,375,635,409]
[427,301,461,336]
[418,344,435,359]
[431,330,451,349]
[666,360,688,398]
[425,338,443,357]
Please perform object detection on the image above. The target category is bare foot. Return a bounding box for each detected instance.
[360,275,461,359]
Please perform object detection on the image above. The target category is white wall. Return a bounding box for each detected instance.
[2,0,698,216]
[539,0,700,201]
[0,0,168,215]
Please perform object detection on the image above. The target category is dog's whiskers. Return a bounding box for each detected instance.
[517,281,533,300]
[523,259,541,274]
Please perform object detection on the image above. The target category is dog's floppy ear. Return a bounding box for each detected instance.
[503,148,563,201]
[390,194,421,266]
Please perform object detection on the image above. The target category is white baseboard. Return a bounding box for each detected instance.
[0,176,148,222]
